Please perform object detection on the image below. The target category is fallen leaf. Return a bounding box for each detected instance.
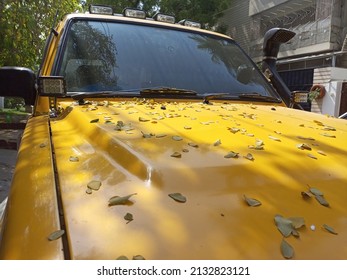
[213,139,222,146]
[87,180,102,191]
[172,135,183,141]
[171,152,182,158]
[85,188,93,195]
[301,191,312,199]
[309,187,323,196]
[244,153,254,161]
[224,151,239,158]
[317,150,327,156]
[274,215,294,237]
[124,213,134,223]
[184,126,192,130]
[168,193,187,203]
[320,133,336,138]
[156,133,167,138]
[268,135,281,142]
[116,255,129,260]
[229,127,240,133]
[322,126,336,131]
[132,255,145,260]
[48,230,65,241]
[69,156,79,162]
[243,195,261,207]
[288,217,305,229]
[90,119,99,123]
[315,194,330,207]
[307,153,317,160]
[108,193,137,206]
[280,239,294,259]
[139,117,150,122]
[322,224,338,235]
[297,143,312,150]
[141,132,153,138]
[188,142,199,148]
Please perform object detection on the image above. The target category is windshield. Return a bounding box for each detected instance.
[57,20,277,99]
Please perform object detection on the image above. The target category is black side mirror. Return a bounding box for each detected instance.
[262,28,295,107]
[0,67,37,105]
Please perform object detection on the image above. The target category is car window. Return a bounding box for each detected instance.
[57,20,277,97]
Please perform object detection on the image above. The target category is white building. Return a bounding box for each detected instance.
[220,0,347,117]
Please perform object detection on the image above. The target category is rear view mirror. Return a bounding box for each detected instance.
[0,67,36,105]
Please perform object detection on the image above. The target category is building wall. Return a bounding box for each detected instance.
[220,0,346,61]
[220,0,347,116]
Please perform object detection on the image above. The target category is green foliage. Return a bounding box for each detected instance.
[158,0,230,30]
[0,0,81,70]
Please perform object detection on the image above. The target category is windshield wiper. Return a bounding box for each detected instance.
[238,93,281,103]
[140,87,198,96]
[199,93,229,104]
[70,90,138,102]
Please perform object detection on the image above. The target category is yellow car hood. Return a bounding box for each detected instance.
[50,99,347,259]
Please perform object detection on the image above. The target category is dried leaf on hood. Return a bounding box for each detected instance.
[244,153,254,161]
[69,156,79,162]
[224,151,239,158]
[85,188,93,195]
[309,187,323,196]
[296,143,312,150]
[314,120,324,126]
[172,135,183,141]
[288,217,305,229]
[184,126,192,130]
[132,255,146,260]
[39,143,47,148]
[124,212,134,223]
[322,126,336,131]
[171,152,182,158]
[156,133,167,138]
[188,142,199,148]
[314,194,330,207]
[108,193,137,206]
[87,180,102,191]
[297,136,315,141]
[268,135,281,142]
[116,255,129,260]
[169,192,187,203]
[320,133,336,138]
[90,118,99,123]
[213,139,222,146]
[228,127,240,133]
[280,239,294,259]
[243,195,261,207]
[322,224,338,235]
[48,229,65,241]
[139,117,150,122]
[317,150,327,156]
[307,153,317,160]
[274,215,294,237]
[141,131,153,138]
[301,191,312,199]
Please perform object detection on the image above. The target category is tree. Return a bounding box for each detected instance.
[0,0,81,70]
[158,0,230,32]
